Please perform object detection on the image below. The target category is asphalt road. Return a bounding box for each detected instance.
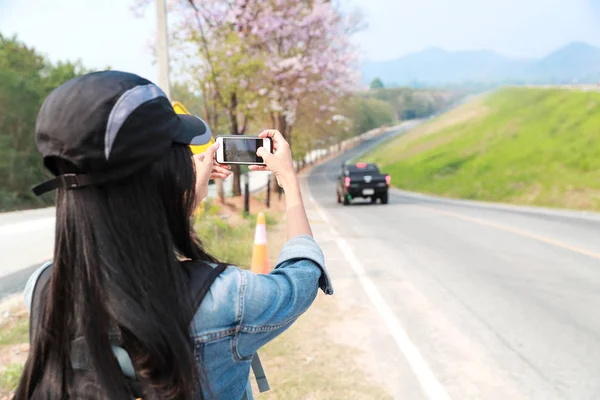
[0,207,55,298]
[305,128,600,399]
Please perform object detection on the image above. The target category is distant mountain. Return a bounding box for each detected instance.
[362,42,600,87]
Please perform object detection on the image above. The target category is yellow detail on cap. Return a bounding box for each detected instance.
[172,101,215,154]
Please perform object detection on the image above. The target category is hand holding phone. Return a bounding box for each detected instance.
[215,135,273,165]
[249,130,312,240]
[193,142,232,200]
[248,130,296,190]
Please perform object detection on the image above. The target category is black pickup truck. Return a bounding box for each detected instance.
[336,162,391,205]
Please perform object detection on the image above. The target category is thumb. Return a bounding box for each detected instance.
[203,142,218,165]
[256,147,271,161]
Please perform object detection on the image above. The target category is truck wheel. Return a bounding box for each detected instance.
[381,192,389,204]
[371,196,377,204]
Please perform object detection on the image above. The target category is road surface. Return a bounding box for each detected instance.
[2,123,598,399]
[304,128,600,399]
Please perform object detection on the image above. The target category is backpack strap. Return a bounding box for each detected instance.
[28,264,142,397]
[251,353,269,393]
[27,261,269,399]
[182,262,270,398]
[180,261,228,311]
[241,354,269,400]
[29,263,53,344]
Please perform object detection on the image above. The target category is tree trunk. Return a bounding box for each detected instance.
[229,92,243,196]
[229,92,239,134]
[215,178,225,203]
[286,124,293,150]
[276,113,287,138]
[232,165,241,196]
[202,85,225,204]
[201,83,211,122]
[211,90,219,134]
[240,114,248,134]
[274,113,293,149]
[270,112,294,194]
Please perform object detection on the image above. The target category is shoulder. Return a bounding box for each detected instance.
[190,264,244,341]
[23,261,53,313]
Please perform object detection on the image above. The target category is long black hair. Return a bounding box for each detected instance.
[15,144,215,399]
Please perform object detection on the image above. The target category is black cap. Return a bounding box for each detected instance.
[32,70,212,196]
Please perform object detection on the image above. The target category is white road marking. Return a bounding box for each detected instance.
[306,188,451,400]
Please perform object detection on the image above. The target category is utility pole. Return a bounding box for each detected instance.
[156,0,171,99]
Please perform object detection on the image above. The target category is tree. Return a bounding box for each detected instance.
[134,0,361,194]
[160,0,268,196]
[249,0,362,147]
[291,92,353,162]
[171,82,204,115]
[370,78,384,89]
[0,34,90,211]
[349,97,394,135]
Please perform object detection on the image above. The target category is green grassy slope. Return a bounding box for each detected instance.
[363,87,600,210]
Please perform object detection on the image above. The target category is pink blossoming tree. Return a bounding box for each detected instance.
[135,0,361,195]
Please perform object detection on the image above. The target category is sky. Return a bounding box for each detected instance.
[1,0,600,84]
[351,0,600,60]
[0,0,158,81]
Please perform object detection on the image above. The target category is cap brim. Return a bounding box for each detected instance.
[173,114,213,146]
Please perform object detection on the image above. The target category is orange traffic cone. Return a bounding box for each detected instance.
[250,212,270,274]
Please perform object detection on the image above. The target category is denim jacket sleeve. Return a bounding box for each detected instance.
[235,234,333,359]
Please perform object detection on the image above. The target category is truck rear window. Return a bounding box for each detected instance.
[347,165,379,173]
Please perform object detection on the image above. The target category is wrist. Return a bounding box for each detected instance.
[279,173,299,191]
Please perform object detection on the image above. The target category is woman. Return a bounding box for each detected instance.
[15,71,332,399]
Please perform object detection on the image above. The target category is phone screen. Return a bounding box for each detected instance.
[223,138,265,163]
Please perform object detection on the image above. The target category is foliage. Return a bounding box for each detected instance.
[367,87,463,120]
[0,34,90,211]
[194,199,278,267]
[135,0,361,139]
[348,96,395,136]
[370,78,384,89]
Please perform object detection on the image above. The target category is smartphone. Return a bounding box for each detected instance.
[215,135,273,165]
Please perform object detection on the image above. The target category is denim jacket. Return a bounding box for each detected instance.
[24,234,333,399]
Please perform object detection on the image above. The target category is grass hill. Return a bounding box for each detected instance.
[362,87,600,210]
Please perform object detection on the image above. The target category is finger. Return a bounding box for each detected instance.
[194,153,206,162]
[248,165,269,171]
[203,142,219,165]
[256,147,272,161]
[212,165,231,175]
[262,129,285,143]
[257,130,280,151]
[215,162,231,169]
[213,168,232,177]
[210,173,230,179]
[259,129,280,140]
